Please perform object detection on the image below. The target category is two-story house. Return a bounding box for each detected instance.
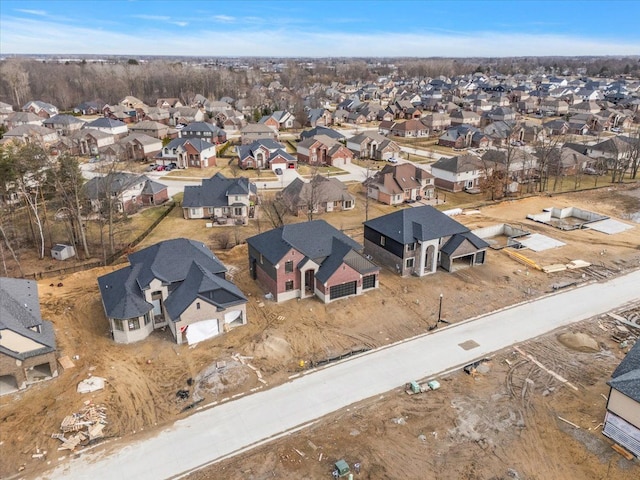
[182,173,257,224]
[363,206,488,277]
[83,172,168,213]
[97,238,247,345]
[179,122,227,144]
[247,220,379,303]
[365,163,435,205]
[346,132,401,161]
[296,134,353,167]
[431,154,487,192]
[157,137,217,169]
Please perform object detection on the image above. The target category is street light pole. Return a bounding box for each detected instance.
[438,293,443,323]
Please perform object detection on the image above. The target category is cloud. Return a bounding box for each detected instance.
[213,15,235,23]
[133,14,171,21]
[171,21,189,27]
[1,16,639,57]
[15,8,47,16]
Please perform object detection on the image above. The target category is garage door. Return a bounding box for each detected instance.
[185,319,220,345]
[329,281,356,300]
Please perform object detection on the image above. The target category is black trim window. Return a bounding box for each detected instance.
[128,318,140,330]
[285,260,294,273]
[285,280,294,291]
[114,318,124,331]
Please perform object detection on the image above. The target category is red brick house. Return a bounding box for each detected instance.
[296,135,353,167]
[247,220,379,303]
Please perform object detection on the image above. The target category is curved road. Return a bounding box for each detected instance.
[47,269,640,479]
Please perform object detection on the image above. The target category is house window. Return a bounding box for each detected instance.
[196,302,201,310]
[406,258,415,268]
[128,318,140,330]
[285,260,293,273]
[113,318,124,331]
[234,207,243,216]
[285,280,294,291]
[380,236,385,246]
[407,243,415,252]
[190,208,199,216]
[344,201,352,209]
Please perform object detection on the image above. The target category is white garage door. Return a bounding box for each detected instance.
[185,319,219,345]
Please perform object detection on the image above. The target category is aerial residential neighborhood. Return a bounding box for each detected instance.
[0,1,639,479]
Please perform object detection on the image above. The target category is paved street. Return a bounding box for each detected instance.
[48,269,640,480]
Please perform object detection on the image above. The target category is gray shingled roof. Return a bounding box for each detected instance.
[440,232,489,255]
[182,173,256,209]
[85,117,126,128]
[43,114,85,126]
[315,237,378,283]
[164,263,246,319]
[364,206,470,244]
[98,239,232,321]
[0,277,56,360]
[609,340,640,402]
[164,137,215,153]
[247,220,362,266]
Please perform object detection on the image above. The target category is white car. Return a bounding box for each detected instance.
[387,157,398,163]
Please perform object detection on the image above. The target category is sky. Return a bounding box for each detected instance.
[1,0,639,58]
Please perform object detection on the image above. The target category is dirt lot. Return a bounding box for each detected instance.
[1,185,639,479]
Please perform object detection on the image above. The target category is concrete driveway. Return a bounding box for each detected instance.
[48,269,640,480]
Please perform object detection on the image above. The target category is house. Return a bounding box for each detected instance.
[42,114,85,136]
[169,107,206,126]
[306,108,333,127]
[545,146,594,176]
[422,113,452,132]
[118,133,163,161]
[128,120,171,139]
[0,277,58,395]
[247,220,379,303]
[438,125,490,150]
[299,126,345,142]
[363,206,488,277]
[97,238,247,345]
[259,110,296,130]
[539,99,569,116]
[182,173,257,224]
[346,132,401,160]
[71,129,115,156]
[365,163,435,205]
[83,172,168,213]
[51,244,76,260]
[450,110,482,127]
[278,175,356,216]
[74,100,106,116]
[240,123,279,144]
[4,111,42,130]
[431,154,487,192]
[390,119,429,137]
[481,149,539,188]
[22,100,58,118]
[103,104,138,124]
[237,139,297,170]
[297,135,353,167]
[84,117,129,137]
[119,96,147,110]
[180,122,227,144]
[158,137,217,169]
[2,124,59,146]
[603,340,640,458]
[156,98,183,109]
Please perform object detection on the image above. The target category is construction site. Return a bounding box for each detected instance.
[1,184,639,479]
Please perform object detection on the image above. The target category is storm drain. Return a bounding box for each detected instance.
[458,340,480,351]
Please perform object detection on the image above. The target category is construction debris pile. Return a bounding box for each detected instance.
[51,403,107,451]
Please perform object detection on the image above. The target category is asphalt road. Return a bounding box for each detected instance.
[47,269,640,480]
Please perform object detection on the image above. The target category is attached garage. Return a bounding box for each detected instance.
[185,319,220,345]
[329,281,357,300]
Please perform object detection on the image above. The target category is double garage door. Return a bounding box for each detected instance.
[329,281,356,300]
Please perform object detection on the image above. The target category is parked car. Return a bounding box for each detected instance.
[387,157,398,163]
[274,168,283,175]
[146,164,157,171]
[168,162,177,169]
[155,165,165,171]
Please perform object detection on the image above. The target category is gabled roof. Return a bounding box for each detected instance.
[247,220,362,266]
[0,277,56,360]
[608,340,640,402]
[180,122,225,136]
[165,137,216,153]
[364,205,470,244]
[280,176,354,209]
[242,123,276,134]
[83,172,150,199]
[164,262,246,319]
[432,154,484,174]
[182,173,256,209]
[367,163,433,195]
[85,117,127,129]
[440,231,489,255]
[315,237,378,283]
[42,114,85,127]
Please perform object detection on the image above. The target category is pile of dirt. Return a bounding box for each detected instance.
[557,332,600,352]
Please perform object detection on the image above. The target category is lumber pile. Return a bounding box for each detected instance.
[52,403,107,451]
[504,248,542,271]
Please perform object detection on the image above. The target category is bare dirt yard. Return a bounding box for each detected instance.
[1,184,639,479]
